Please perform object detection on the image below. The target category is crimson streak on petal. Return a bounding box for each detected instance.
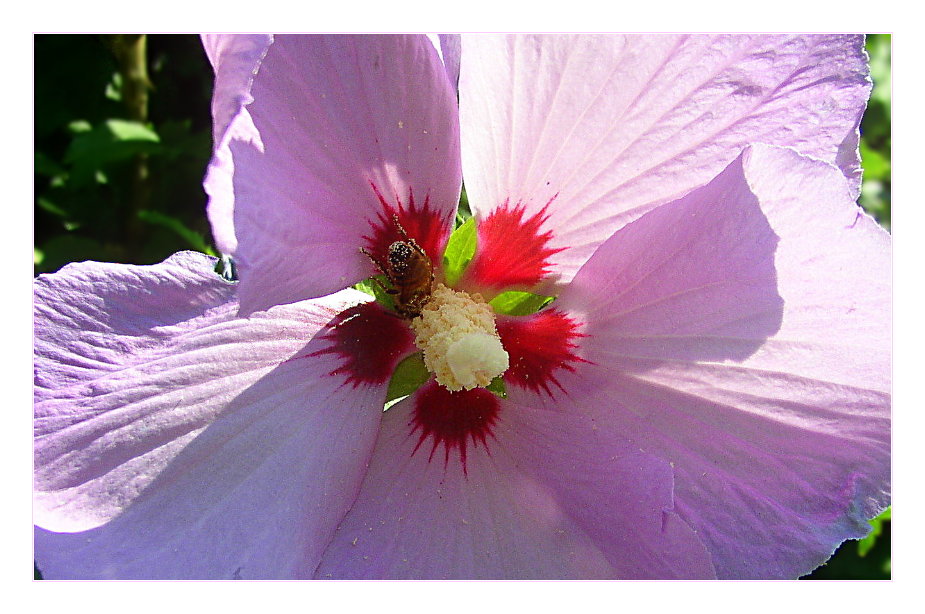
[497,309,586,396]
[362,182,453,271]
[410,381,500,475]
[310,301,415,387]
[462,199,564,291]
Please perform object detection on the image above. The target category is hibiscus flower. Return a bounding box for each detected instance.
[33,34,890,579]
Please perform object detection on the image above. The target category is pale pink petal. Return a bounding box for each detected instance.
[314,384,714,579]
[201,34,273,254]
[34,254,392,578]
[34,251,237,404]
[208,35,461,315]
[201,34,273,153]
[460,34,870,288]
[554,144,890,578]
[437,33,461,87]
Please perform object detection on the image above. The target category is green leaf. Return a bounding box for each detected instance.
[156,119,211,161]
[858,507,891,557]
[383,353,507,408]
[105,118,159,143]
[860,179,890,227]
[35,151,66,177]
[866,34,891,113]
[489,290,555,316]
[67,119,93,134]
[354,275,397,311]
[860,140,891,181]
[36,196,71,220]
[36,196,81,231]
[861,35,891,156]
[105,72,123,102]
[456,184,472,225]
[442,216,477,286]
[64,119,162,186]
[485,376,507,399]
[353,278,377,298]
[137,209,216,255]
[385,352,430,406]
[36,234,109,273]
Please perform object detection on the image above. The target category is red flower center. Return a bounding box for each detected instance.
[311,301,414,386]
[324,185,584,472]
[459,198,565,293]
[411,381,500,475]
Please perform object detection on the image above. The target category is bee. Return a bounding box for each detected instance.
[361,215,435,319]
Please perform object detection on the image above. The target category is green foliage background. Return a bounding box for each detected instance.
[33,34,892,580]
[35,35,215,272]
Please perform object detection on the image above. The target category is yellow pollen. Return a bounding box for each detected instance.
[410,284,509,391]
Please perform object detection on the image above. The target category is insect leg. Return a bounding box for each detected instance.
[392,214,411,242]
[391,214,428,260]
[360,247,392,278]
[369,276,399,295]
[360,247,400,297]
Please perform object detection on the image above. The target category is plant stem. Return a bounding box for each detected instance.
[108,34,152,260]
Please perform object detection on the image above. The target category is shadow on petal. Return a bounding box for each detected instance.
[562,152,785,374]
[34,298,406,579]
